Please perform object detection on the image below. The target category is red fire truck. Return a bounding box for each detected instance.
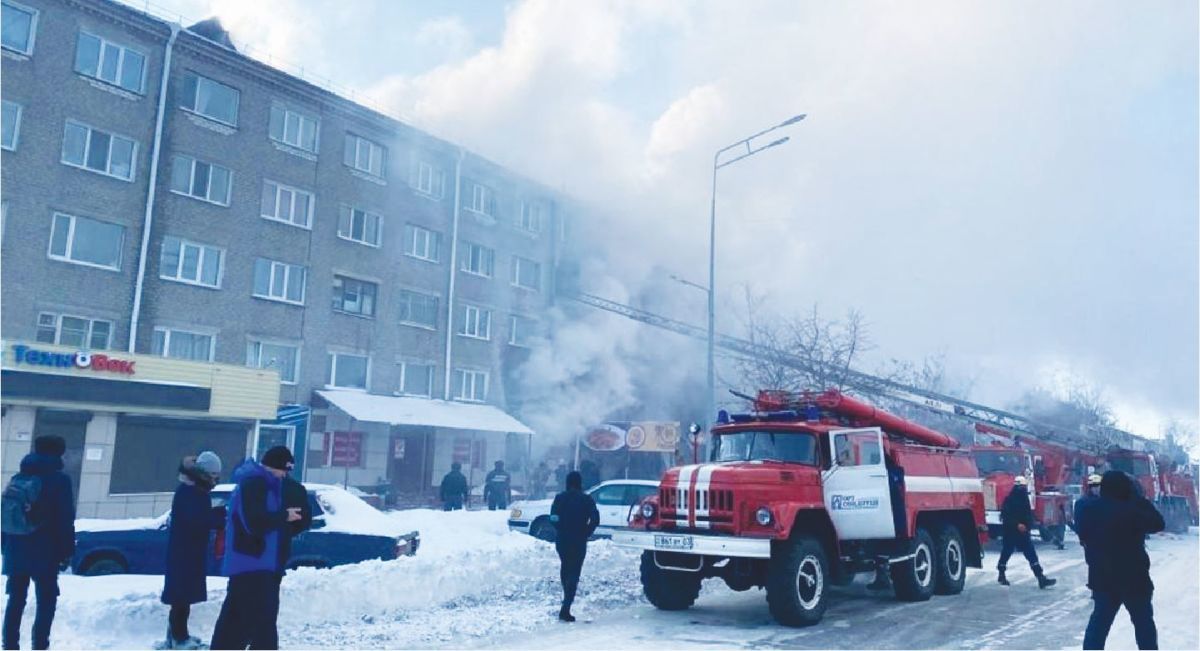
[972,423,1075,547]
[614,390,987,627]
[1104,447,1197,533]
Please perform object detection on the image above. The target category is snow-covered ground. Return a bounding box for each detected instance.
[10,512,1198,649]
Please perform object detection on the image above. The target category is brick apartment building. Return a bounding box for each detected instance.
[1,0,562,513]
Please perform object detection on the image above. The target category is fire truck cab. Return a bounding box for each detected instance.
[615,390,987,627]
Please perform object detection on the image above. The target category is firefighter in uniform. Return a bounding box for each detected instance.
[997,475,1056,588]
[484,461,512,511]
[1073,474,1103,545]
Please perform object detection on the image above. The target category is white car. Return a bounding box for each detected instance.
[507,479,659,542]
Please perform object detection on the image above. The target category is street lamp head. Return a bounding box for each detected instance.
[765,136,790,149]
[779,114,807,127]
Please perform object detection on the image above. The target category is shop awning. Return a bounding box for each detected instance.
[316,390,534,435]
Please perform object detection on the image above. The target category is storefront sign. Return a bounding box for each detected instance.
[330,431,363,467]
[583,424,626,451]
[11,345,135,375]
[627,421,681,453]
[393,438,406,460]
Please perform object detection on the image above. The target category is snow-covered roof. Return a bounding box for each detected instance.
[317,390,534,435]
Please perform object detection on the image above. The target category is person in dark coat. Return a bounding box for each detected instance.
[210,448,301,650]
[1077,470,1165,650]
[1072,474,1103,544]
[161,452,226,650]
[440,462,468,511]
[2,435,75,651]
[484,461,511,511]
[997,476,1056,588]
[550,471,599,622]
[531,462,550,500]
[554,462,568,492]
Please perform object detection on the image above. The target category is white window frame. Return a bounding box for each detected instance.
[457,304,491,340]
[331,275,379,318]
[508,314,536,348]
[397,361,435,398]
[260,179,314,229]
[246,339,300,385]
[159,236,224,288]
[2,100,21,151]
[337,205,383,247]
[397,288,439,330]
[452,368,489,403]
[253,424,297,459]
[152,327,215,362]
[403,224,441,262]
[511,256,541,291]
[269,103,319,153]
[466,181,494,217]
[327,351,370,391]
[180,71,240,127]
[36,312,113,350]
[411,160,445,199]
[517,200,544,233]
[170,154,232,206]
[344,133,384,177]
[74,30,146,94]
[1,1,38,56]
[459,241,494,277]
[47,212,124,271]
[61,120,138,181]
[252,258,307,306]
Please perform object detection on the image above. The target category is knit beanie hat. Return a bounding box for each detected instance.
[196,451,222,476]
[262,446,295,471]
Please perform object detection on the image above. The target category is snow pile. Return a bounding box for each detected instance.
[76,514,165,532]
[307,485,407,537]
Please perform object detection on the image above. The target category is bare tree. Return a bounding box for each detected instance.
[1162,419,1199,461]
[877,352,974,398]
[1010,376,1116,433]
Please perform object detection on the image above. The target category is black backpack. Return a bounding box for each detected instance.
[1,474,43,535]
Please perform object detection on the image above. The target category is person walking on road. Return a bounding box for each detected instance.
[550,471,599,622]
[440,462,469,511]
[1077,470,1165,650]
[484,461,512,511]
[1072,474,1103,545]
[997,476,1056,589]
[210,448,302,650]
[160,452,226,650]
[1,435,75,651]
[531,462,550,500]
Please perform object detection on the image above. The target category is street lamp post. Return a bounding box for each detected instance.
[705,114,806,436]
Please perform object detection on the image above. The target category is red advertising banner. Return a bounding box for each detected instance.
[331,431,363,467]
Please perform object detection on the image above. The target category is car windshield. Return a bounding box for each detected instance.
[975,451,1026,475]
[713,430,817,464]
[1108,456,1151,476]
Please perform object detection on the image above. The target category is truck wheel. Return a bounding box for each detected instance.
[891,527,935,602]
[639,551,701,610]
[766,535,829,627]
[530,517,557,542]
[83,556,127,576]
[932,525,966,595]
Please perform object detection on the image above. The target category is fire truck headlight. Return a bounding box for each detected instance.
[641,502,656,520]
[755,507,773,526]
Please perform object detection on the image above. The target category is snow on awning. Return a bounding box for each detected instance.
[316,390,534,435]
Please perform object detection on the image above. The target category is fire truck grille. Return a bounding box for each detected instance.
[662,488,733,516]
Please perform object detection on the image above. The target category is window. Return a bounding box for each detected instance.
[152,327,214,361]
[591,484,626,506]
[466,181,495,217]
[1,1,37,55]
[180,71,239,126]
[459,241,494,277]
[35,313,112,349]
[160,236,223,288]
[517,200,543,233]
[410,160,445,198]
[252,258,306,305]
[61,121,137,181]
[337,206,382,247]
[246,340,299,384]
[511,256,541,291]
[452,369,488,402]
[48,213,124,270]
[397,289,439,329]
[269,104,318,152]
[509,315,536,347]
[332,275,377,317]
[260,180,313,228]
[170,154,232,205]
[328,352,369,389]
[398,362,434,397]
[403,224,441,262]
[457,304,491,340]
[110,415,246,494]
[343,134,384,177]
[74,31,145,93]
[1,100,20,150]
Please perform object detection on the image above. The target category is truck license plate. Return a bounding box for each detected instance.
[654,534,693,550]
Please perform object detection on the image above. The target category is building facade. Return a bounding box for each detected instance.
[2,0,559,507]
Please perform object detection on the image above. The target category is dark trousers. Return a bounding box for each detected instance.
[997,530,1041,571]
[556,543,587,612]
[169,603,191,642]
[443,497,463,511]
[487,494,508,511]
[210,572,281,650]
[3,574,58,650]
[1083,591,1157,650]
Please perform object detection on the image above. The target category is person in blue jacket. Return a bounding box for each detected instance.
[1,435,75,651]
[550,471,599,622]
[210,447,300,650]
[160,452,226,650]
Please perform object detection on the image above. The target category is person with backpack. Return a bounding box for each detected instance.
[2,435,75,650]
[159,452,226,650]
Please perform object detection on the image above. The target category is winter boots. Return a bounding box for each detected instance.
[558,607,576,623]
[997,566,1010,586]
[1033,564,1057,589]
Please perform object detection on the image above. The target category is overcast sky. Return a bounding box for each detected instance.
[133,0,1198,436]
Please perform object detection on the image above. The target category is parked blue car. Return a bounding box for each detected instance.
[72,483,419,576]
